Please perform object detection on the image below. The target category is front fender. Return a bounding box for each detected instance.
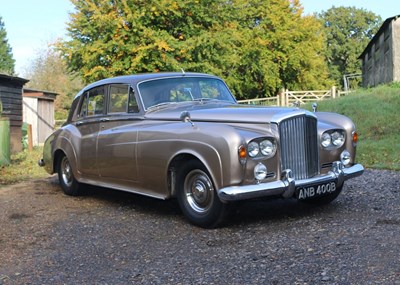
[137,122,246,195]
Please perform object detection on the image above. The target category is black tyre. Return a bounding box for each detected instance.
[299,185,343,206]
[57,154,82,196]
[176,160,227,228]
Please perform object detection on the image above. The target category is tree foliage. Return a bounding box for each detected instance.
[24,46,83,119]
[318,6,381,87]
[60,0,331,98]
[0,16,15,75]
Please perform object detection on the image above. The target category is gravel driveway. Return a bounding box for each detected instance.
[0,169,399,285]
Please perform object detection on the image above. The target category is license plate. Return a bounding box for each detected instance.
[296,181,337,200]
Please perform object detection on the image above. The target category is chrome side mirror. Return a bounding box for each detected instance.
[180,111,194,127]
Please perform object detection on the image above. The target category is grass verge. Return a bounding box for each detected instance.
[305,84,400,171]
[0,147,49,185]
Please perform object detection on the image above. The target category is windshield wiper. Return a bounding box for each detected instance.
[146,102,175,111]
[192,98,218,103]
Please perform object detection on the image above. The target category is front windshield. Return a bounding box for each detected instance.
[138,77,236,110]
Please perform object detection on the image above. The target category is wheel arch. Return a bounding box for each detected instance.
[52,136,79,180]
[168,152,220,198]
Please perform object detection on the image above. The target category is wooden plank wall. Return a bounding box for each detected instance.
[0,77,26,153]
[0,85,23,127]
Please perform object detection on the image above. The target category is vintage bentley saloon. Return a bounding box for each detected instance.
[40,72,364,227]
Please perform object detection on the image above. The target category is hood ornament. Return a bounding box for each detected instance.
[312,102,318,112]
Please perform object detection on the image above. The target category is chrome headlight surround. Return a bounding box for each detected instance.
[321,130,346,149]
[247,138,277,159]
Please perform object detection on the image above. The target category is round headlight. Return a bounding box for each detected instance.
[321,132,331,148]
[248,141,259,157]
[260,139,276,157]
[341,150,351,166]
[331,131,345,147]
[254,163,267,181]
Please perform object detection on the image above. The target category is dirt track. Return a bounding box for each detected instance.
[1,169,399,284]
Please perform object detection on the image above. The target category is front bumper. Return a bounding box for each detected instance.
[217,162,364,202]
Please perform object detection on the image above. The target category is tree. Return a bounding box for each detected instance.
[24,45,83,119]
[60,0,331,98]
[226,0,332,98]
[319,6,382,87]
[0,16,15,75]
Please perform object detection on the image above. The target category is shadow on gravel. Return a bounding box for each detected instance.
[64,181,339,228]
[81,184,183,217]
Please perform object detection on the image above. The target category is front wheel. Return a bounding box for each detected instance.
[176,160,227,228]
[57,154,82,196]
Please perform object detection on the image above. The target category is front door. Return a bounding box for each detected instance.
[96,84,141,182]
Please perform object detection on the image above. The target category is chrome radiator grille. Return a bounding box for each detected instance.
[279,115,319,180]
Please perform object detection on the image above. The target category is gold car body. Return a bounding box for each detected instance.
[40,72,363,226]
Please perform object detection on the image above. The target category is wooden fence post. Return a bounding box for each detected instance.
[27,123,33,152]
[284,89,288,106]
[331,86,336,99]
[278,88,285,106]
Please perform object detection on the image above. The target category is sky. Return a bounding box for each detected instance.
[0,0,398,76]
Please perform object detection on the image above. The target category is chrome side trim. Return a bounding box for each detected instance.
[217,162,364,202]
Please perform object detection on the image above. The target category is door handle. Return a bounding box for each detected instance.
[100,118,110,122]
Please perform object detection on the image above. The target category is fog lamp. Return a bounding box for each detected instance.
[254,163,267,181]
[340,150,351,166]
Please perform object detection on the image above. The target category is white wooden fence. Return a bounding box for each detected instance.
[238,87,351,107]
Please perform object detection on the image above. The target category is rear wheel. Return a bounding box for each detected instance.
[300,185,343,206]
[57,154,82,196]
[176,160,227,228]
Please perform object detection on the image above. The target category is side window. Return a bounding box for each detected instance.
[88,86,105,116]
[128,87,139,113]
[79,93,88,118]
[109,84,129,113]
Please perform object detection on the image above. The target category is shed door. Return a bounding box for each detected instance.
[38,99,54,144]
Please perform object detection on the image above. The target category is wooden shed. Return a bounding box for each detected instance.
[0,73,29,153]
[23,89,57,146]
[359,15,400,87]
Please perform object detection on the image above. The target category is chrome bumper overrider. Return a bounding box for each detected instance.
[217,162,364,202]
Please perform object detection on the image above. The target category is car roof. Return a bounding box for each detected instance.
[81,72,220,92]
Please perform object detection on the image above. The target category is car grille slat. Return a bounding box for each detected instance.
[279,115,319,180]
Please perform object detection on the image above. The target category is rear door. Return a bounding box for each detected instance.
[75,86,105,176]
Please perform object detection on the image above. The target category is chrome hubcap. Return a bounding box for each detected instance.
[61,157,73,187]
[184,169,214,214]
